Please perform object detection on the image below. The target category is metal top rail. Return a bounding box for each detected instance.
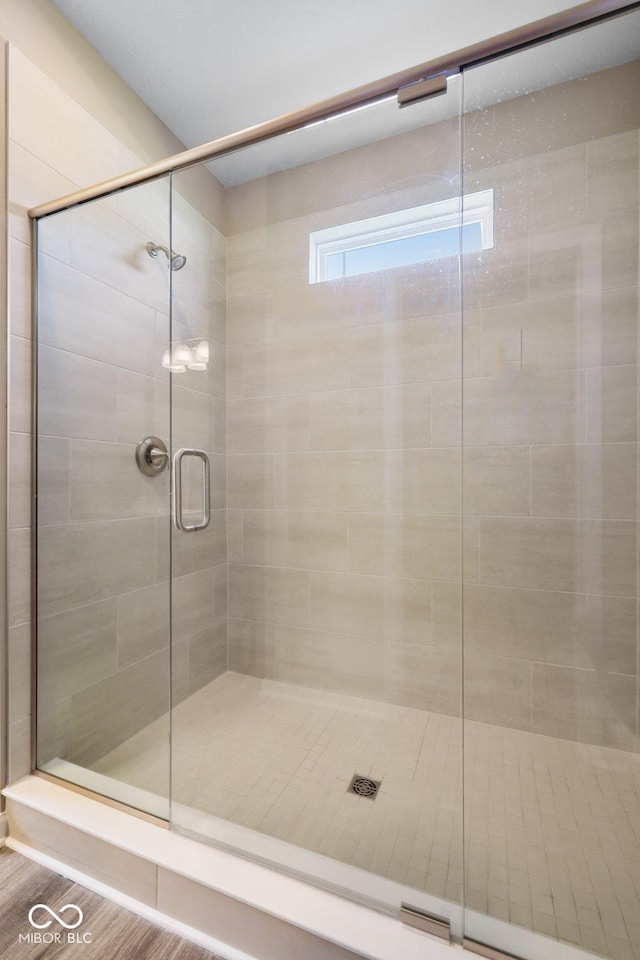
[29,0,640,219]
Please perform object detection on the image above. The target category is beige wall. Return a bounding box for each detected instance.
[0,0,225,227]
[224,61,640,751]
[4,0,225,781]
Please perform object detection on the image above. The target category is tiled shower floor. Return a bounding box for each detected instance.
[92,672,640,959]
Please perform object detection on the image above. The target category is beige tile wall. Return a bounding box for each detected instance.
[461,62,640,751]
[225,98,464,716]
[8,47,226,779]
[224,60,640,750]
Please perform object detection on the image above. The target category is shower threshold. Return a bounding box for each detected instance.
[38,756,169,820]
[5,774,457,960]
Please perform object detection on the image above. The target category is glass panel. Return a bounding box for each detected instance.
[462,10,640,959]
[168,165,227,778]
[170,84,465,926]
[36,177,172,819]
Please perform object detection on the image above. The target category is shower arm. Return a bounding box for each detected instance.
[145,241,187,270]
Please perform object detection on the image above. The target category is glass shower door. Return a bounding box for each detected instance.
[461,9,640,959]
[167,168,228,749]
[168,83,469,930]
[35,177,173,819]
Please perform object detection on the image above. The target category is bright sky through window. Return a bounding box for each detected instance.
[309,190,493,284]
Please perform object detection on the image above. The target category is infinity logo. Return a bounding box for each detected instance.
[28,904,84,930]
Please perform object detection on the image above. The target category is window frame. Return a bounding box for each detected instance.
[308,188,494,284]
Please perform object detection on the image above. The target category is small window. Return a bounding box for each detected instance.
[309,189,494,284]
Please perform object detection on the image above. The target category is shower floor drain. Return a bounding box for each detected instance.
[348,774,381,799]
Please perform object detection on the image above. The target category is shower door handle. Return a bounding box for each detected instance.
[172,448,211,533]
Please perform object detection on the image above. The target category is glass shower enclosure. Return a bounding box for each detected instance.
[32,5,640,959]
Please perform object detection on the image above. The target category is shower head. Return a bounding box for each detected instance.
[145,240,187,271]
[170,252,187,271]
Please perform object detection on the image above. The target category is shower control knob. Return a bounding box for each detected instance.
[136,436,169,476]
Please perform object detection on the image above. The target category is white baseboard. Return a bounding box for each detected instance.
[5,835,257,960]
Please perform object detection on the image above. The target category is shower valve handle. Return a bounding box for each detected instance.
[136,436,169,476]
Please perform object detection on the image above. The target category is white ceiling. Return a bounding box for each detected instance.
[50,1,584,143]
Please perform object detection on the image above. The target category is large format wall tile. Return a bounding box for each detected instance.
[309,571,431,644]
[115,369,169,445]
[348,514,463,581]
[9,431,31,529]
[38,600,118,698]
[385,642,461,715]
[530,443,637,520]
[228,395,310,454]
[586,365,638,443]
[348,314,460,389]
[170,508,227,577]
[226,89,639,745]
[8,623,31,725]
[227,454,275,509]
[38,437,70,525]
[69,650,170,764]
[172,568,216,642]
[9,139,75,247]
[309,382,432,451]
[462,585,637,675]
[38,518,159,618]
[242,330,349,398]
[68,439,169,521]
[463,238,529,311]
[39,346,118,442]
[187,621,227,694]
[528,206,639,302]
[463,446,530,516]
[117,582,170,667]
[478,287,638,374]
[531,663,637,750]
[68,198,170,314]
[462,370,585,446]
[463,652,532,730]
[38,255,163,377]
[229,564,310,628]
[228,619,385,701]
[9,528,31,628]
[10,237,32,340]
[275,452,385,512]
[10,336,32,434]
[172,385,215,452]
[241,510,349,571]
[386,448,460,515]
[9,48,142,192]
[479,517,637,596]
[586,129,639,215]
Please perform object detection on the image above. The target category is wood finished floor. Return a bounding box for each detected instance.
[0,847,221,960]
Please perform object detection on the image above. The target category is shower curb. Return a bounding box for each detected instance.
[3,776,461,960]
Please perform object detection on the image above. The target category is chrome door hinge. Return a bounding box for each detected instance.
[400,903,451,941]
[397,74,449,107]
[463,937,524,960]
